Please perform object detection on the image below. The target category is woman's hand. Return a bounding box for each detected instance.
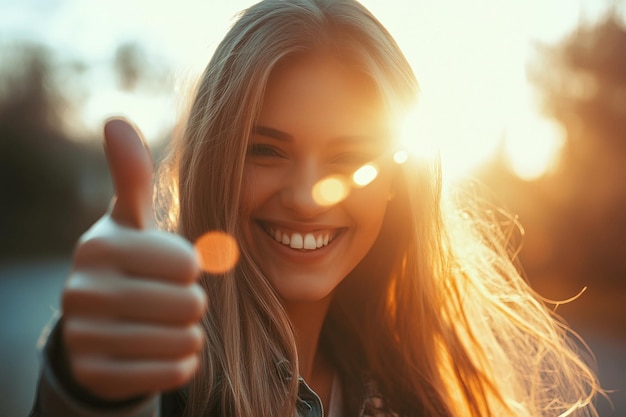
[61,119,207,401]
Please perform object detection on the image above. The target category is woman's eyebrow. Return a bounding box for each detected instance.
[252,125,293,142]
[331,135,383,145]
[253,124,384,145]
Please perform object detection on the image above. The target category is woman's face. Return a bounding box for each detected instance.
[242,53,394,303]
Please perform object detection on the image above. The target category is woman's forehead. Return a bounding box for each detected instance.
[259,53,388,133]
[269,51,376,92]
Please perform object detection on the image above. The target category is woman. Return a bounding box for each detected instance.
[30,0,602,416]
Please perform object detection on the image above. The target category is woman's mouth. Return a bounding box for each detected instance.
[257,221,342,251]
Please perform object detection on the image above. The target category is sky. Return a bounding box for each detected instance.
[1,0,622,180]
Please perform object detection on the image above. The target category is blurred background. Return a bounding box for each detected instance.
[1,0,625,416]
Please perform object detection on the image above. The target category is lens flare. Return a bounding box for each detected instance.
[194,231,240,274]
[312,175,350,206]
[393,149,409,164]
[352,164,378,187]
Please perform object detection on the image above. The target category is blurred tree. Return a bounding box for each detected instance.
[529,12,626,293]
[113,41,172,94]
[114,42,145,91]
[0,38,175,262]
[532,14,626,155]
[0,42,110,261]
[478,12,626,334]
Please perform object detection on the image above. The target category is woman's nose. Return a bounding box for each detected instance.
[280,160,329,218]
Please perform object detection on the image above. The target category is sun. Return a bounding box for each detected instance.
[358,0,603,183]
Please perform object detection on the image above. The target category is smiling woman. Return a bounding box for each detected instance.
[28,1,603,417]
[241,53,394,304]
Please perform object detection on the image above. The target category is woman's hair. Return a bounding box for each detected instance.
[156,0,602,416]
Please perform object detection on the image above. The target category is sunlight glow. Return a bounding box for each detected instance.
[10,0,614,169]
[371,0,613,182]
[195,231,240,274]
[398,107,440,161]
[80,90,175,141]
[504,116,565,181]
[312,175,350,206]
[352,164,379,187]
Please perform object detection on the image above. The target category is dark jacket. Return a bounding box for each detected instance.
[29,321,399,417]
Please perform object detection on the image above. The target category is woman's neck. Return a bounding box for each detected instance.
[284,294,333,381]
[284,294,335,414]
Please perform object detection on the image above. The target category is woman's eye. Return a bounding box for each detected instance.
[248,144,284,158]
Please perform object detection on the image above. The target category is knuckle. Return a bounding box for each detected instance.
[61,285,77,313]
[155,231,200,281]
[74,234,115,267]
[179,239,201,279]
[182,325,205,353]
[62,272,113,315]
[186,284,208,320]
[63,319,101,352]
[62,319,82,346]
[169,357,197,387]
[63,273,88,299]
[61,277,88,313]
[191,325,206,351]
[179,252,201,282]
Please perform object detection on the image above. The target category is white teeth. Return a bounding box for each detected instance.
[264,224,337,251]
[304,233,317,249]
[289,233,303,249]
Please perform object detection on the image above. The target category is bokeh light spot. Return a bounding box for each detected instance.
[194,231,240,274]
[352,164,378,187]
[393,149,409,164]
[504,116,565,181]
[312,175,350,206]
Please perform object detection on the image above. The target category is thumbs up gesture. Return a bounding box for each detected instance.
[61,119,207,401]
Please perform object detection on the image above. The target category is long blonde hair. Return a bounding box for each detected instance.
[156,0,602,416]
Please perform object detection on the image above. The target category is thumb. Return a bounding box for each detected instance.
[103,118,155,229]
